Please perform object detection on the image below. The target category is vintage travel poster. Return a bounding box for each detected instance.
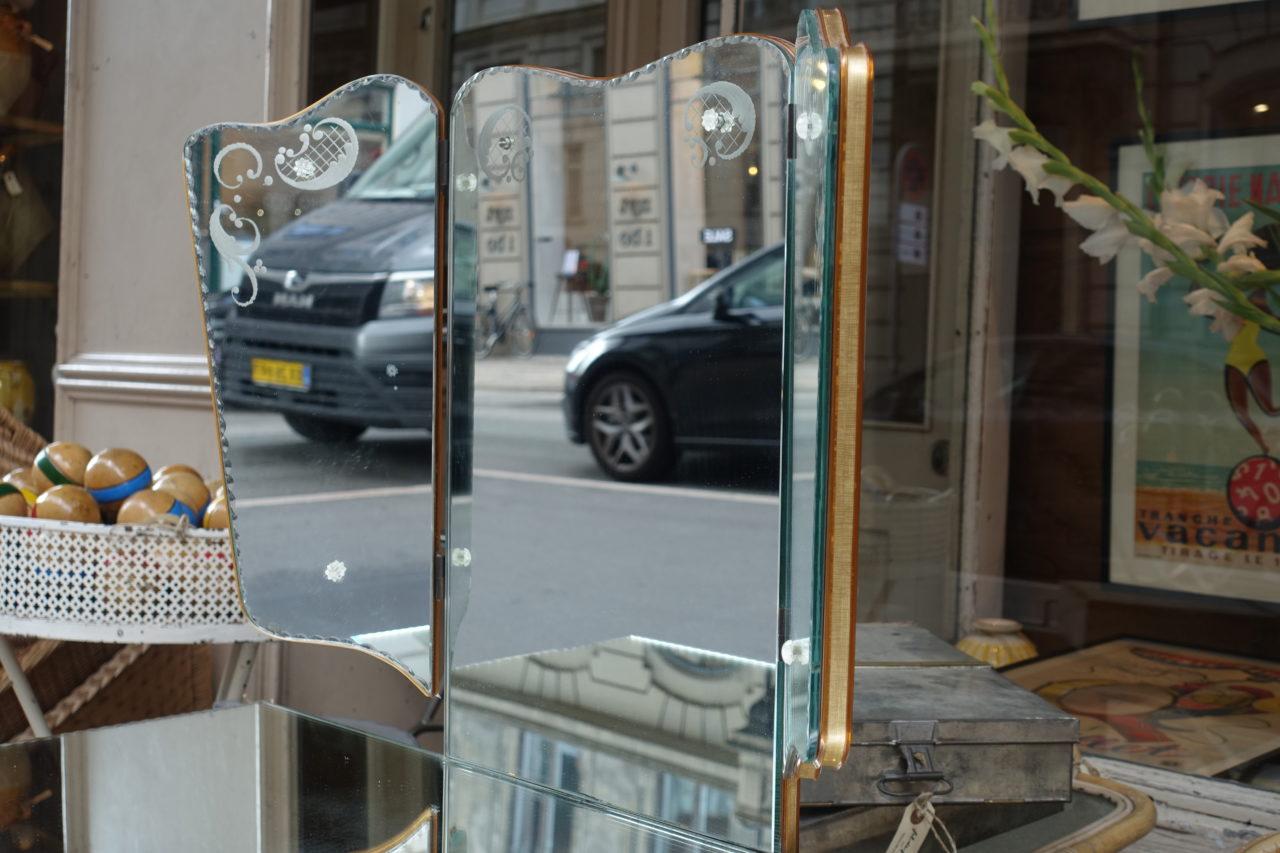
[1006,640,1280,776]
[1110,134,1280,602]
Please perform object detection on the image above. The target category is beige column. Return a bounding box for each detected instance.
[54,0,285,473]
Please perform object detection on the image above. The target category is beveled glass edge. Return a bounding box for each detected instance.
[446,758,755,853]
[181,74,444,697]
[780,9,845,777]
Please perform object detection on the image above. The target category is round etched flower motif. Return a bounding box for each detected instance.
[684,81,756,168]
[293,156,318,181]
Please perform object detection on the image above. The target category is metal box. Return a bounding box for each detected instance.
[802,624,1078,806]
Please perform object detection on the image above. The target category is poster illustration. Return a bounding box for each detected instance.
[1110,134,1280,603]
[1006,640,1280,776]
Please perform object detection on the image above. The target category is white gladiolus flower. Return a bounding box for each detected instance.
[972,119,1015,169]
[1218,253,1267,277]
[1184,288,1244,341]
[1217,212,1268,256]
[1136,214,1215,263]
[1063,195,1117,230]
[1137,266,1174,303]
[1160,179,1228,238]
[1160,219,1217,256]
[1063,194,1134,263]
[1079,221,1134,263]
[1007,146,1074,207]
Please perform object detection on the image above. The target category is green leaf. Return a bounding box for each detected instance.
[1247,199,1280,226]
[1241,269,1280,286]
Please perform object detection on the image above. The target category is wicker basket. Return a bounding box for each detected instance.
[0,408,43,476]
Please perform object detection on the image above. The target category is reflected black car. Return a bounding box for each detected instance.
[563,244,785,481]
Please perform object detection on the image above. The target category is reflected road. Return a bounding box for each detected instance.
[227,378,780,663]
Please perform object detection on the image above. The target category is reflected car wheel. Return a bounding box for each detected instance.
[584,372,673,482]
[283,413,368,443]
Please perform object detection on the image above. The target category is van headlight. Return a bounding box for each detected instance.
[379,271,435,318]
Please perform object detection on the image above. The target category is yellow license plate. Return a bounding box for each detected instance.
[250,358,311,390]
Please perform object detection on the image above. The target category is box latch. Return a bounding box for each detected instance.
[877,720,953,798]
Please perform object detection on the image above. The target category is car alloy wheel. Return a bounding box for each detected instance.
[586,373,672,480]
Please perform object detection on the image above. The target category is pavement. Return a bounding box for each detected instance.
[473,354,566,392]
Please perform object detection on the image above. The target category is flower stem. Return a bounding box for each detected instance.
[971,11,1279,334]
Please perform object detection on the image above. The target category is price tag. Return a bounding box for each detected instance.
[3,171,22,197]
[885,794,936,853]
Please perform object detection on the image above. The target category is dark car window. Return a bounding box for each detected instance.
[686,248,785,314]
[347,111,438,201]
[729,249,785,309]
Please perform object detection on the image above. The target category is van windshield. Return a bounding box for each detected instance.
[348,111,437,201]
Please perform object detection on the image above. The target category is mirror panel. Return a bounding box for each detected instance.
[185,76,441,691]
[445,38,793,849]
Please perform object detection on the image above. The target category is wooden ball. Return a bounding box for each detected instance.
[205,476,225,501]
[35,485,102,523]
[84,449,151,521]
[152,471,211,519]
[32,441,93,491]
[155,463,202,481]
[118,489,193,525]
[0,484,29,517]
[203,495,229,529]
[1,468,38,506]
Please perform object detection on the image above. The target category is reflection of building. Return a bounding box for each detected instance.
[449,637,773,851]
[456,39,786,352]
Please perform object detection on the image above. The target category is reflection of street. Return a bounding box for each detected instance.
[227,355,781,662]
[227,412,431,639]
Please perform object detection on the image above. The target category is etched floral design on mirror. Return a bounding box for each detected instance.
[185,75,443,693]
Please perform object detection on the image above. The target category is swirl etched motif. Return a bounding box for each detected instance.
[682,81,756,168]
[274,118,360,190]
[206,119,361,306]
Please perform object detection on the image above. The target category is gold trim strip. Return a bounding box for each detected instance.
[816,12,874,769]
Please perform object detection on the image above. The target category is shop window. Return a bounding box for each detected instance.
[746,0,1280,797]
[308,0,380,102]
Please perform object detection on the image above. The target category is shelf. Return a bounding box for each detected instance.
[0,280,55,299]
[0,115,63,147]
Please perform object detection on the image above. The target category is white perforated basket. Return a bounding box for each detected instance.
[0,516,262,644]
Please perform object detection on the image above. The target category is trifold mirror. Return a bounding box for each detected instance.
[186,9,869,852]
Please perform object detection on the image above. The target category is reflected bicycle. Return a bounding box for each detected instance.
[475,282,536,359]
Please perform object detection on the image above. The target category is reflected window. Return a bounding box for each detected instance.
[652,775,736,853]
[510,733,579,853]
